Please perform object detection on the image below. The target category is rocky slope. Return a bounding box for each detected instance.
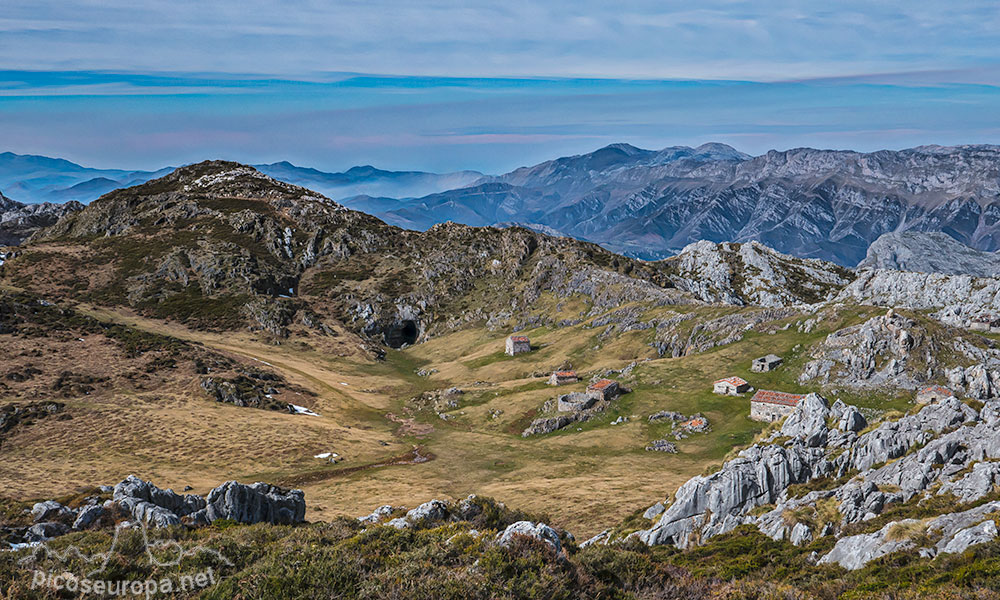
[663,240,853,306]
[629,392,1000,571]
[859,231,1000,275]
[4,161,695,348]
[0,191,82,245]
[361,144,1000,266]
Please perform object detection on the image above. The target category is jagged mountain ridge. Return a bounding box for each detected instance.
[2,161,857,348]
[0,189,83,245]
[361,143,1000,266]
[6,161,690,347]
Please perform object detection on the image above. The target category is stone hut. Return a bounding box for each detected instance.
[749,389,804,422]
[505,335,531,356]
[970,316,1000,333]
[713,376,750,395]
[916,385,953,404]
[586,379,619,401]
[751,354,783,373]
[548,371,579,386]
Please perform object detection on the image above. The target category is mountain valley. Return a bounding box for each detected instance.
[6,160,1000,598]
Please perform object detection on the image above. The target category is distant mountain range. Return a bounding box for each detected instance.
[356,143,1000,266]
[0,152,482,206]
[6,143,1000,266]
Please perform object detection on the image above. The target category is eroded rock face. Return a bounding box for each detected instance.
[818,521,916,570]
[639,441,831,549]
[666,240,851,307]
[191,481,305,525]
[638,393,1000,562]
[859,232,1000,277]
[114,475,206,528]
[0,192,83,246]
[780,393,831,447]
[799,310,932,390]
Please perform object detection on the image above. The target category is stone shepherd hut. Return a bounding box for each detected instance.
[548,371,579,386]
[751,354,783,373]
[586,379,619,401]
[713,376,750,396]
[505,335,531,356]
[750,389,804,422]
[916,385,952,404]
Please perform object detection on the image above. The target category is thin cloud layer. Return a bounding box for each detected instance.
[3,1,1000,79]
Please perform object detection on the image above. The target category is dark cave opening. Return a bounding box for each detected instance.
[384,319,419,348]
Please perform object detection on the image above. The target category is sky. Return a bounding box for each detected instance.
[2,1,1000,173]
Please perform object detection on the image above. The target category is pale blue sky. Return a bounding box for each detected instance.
[2,1,1000,172]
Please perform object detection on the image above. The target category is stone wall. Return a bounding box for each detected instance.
[750,401,796,422]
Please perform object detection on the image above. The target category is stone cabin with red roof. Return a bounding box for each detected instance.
[505,335,531,356]
[713,376,751,396]
[916,385,952,404]
[586,378,620,401]
[750,389,804,422]
[548,371,579,386]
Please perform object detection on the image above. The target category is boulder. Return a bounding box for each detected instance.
[580,529,611,548]
[454,495,483,521]
[939,462,1000,502]
[790,522,812,546]
[31,500,71,523]
[838,406,867,433]
[357,505,397,524]
[498,521,562,553]
[72,505,105,530]
[25,522,69,542]
[818,521,916,570]
[113,475,207,528]
[190,481,305,525]
[405,500,449,523]
[939,520,998,554]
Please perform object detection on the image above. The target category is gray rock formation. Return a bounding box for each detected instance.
[643,502,665,520]
[638,393,996,553]
[939,520,998,554]
[799,310,931,390]
[780,393,831,447]
[405,500,449,523]
[818,521,916,570]
[357,505,398,524]
[25,522,70,543]
[497,521,562,553]
[0,191,83,245]
[30,500,71,523]
[191,481,305,525]
[114,475,207,528]
[72,505,105,530]
[667,240,851,306]
[859,231,1000,276]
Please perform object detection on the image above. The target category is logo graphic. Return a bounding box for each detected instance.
[19,520,232,597]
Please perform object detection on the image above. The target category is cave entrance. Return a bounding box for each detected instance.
[384,319,419,348]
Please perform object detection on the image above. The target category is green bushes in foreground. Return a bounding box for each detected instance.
[4,499,1000,599]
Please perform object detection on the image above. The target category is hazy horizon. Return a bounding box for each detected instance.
[4,1,1000,172]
